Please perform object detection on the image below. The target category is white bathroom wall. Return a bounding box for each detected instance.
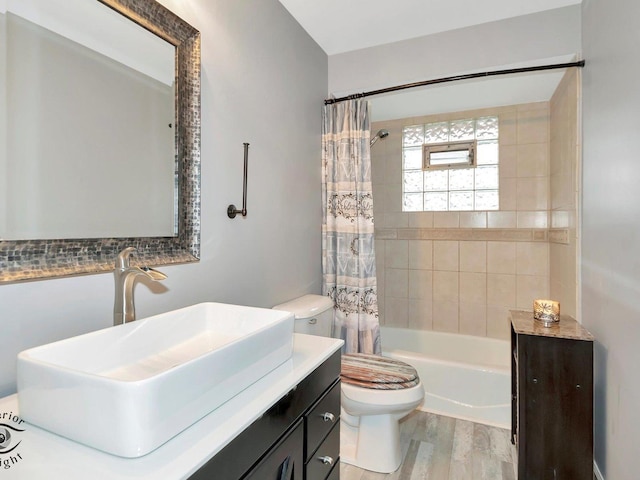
[581,0,640,478]
[0,0,328,395]
[328,5,581,96]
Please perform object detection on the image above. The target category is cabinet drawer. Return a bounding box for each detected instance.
[244,419,304,480]
[306,380,340,461]
[306,422,340,480]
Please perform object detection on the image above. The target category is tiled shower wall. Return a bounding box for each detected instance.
[549,69,580,319]
[372,103,554,340]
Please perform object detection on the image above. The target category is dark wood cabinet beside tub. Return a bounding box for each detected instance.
[190,349,341,480]
[510,310,594,480]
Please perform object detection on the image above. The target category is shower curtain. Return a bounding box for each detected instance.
[322,99,381,355]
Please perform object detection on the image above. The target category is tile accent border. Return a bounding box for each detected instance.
[548,229,570,244]
[376,228,549,242]
[0,0,201,283]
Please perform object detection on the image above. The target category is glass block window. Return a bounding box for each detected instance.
[402,116,499,212]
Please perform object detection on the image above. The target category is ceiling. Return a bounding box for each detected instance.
[279,0,581,121]
[278,0,582,55]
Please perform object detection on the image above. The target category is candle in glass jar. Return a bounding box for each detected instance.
[533,299,560,326]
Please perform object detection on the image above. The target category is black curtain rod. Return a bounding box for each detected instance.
[324,60,586,105]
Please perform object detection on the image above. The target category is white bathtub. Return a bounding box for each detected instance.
[381,326,511,429]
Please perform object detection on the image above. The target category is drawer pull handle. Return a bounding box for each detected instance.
[322,412,335,423]
[318,455,334,466]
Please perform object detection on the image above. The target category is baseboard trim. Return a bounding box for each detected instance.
[594,460,604,480]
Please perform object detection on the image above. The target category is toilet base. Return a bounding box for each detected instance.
[340,412,403,473]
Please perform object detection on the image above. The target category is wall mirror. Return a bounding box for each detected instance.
[0,0,201,283]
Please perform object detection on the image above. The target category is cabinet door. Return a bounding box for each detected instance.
[244,420,304,480]
[519,335,593,479]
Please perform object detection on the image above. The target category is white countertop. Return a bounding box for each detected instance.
[0,334,343,479]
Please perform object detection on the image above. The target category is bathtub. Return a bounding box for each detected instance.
[381,326,511,429]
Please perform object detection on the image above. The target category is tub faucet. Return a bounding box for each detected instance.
[113,247,167,326]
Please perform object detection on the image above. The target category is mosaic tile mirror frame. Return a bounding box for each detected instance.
[0,0,201,283]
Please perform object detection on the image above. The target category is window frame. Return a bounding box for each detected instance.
[423,140,477,170]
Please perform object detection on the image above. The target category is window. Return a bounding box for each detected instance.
[423,140,476,170]
[402,116,499,212]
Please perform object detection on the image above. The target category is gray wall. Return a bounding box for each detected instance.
[581,0,640,478]
[0,0,327,395]
[329,6,581,96]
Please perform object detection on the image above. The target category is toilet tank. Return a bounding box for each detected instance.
[273,294,334,337]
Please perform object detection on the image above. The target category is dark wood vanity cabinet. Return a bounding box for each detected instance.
[190,350,341,480]
[510,311,594,480]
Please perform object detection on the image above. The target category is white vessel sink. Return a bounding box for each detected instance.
[17,302,294,458]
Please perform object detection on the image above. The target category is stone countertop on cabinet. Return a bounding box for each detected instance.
[510,309,594,341]
[0,334,344,480]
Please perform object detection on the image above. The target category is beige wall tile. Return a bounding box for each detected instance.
[386,268,408,298]
[517,108,549,145]
[550,173,574,210]
[397,229,422,240]
[385,240,408,269]
[385,297,408,328]
[550,277,563,303]
[499,178,517,210]
[409,270,433,300]
[460,303,487,337]
[517,211,548,229]
[487,242,516,274]
[375,240,386,297]
[460,212,487,228]
[409,240,433,270]
[374,228,397,240]
[408,212,434,228]
[375,238,385,268]
[382,212,409,228]
[408,299,433,330]
[433,212,460,228]
[499,112,517,146]
[459,272,487,304]
[433,270,459,302]
[487,211,517,228]
[517,101,549,112]
[432,300,459,333]
[561,280,577,319]
[516,242,549,276]
[516,177,548,211]
[385,184,403,212]
[516,275,550,310]
[434,241,459,271]
[460,241,487,273]
[385,154,402,182]
[371,157,386,186]
[517,143,549,177]
[499,145,517,178]
[486,305,512,339]
[487,273,516,306]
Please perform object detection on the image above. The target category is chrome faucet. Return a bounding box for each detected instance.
[113,247,167,326]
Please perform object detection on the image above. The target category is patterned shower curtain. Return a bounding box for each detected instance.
[322,99,381,355]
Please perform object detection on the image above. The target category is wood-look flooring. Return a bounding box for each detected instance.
[339,411,516,480]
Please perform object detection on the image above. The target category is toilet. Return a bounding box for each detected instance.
[273,294,425,473]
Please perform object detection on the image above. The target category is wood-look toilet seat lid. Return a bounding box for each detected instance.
[341,353,420,390]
